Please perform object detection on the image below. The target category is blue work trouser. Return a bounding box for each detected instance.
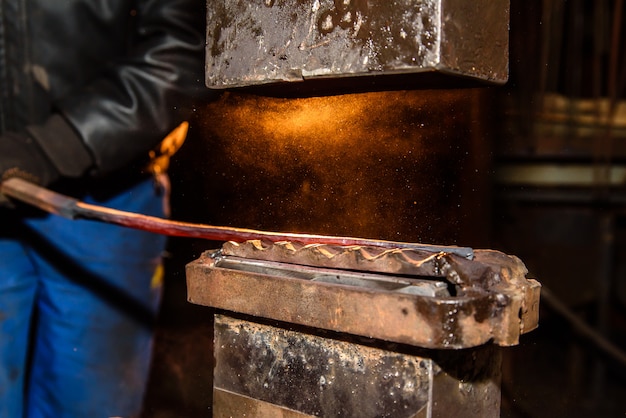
[0,176,168,418]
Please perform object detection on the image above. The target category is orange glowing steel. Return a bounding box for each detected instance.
[0,177,474,258]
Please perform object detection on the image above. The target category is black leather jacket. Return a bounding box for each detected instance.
[0,0,207,177]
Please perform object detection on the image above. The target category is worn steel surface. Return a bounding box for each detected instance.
[186,241,540,349]
[206,0,509,88]
[213,315,500,418]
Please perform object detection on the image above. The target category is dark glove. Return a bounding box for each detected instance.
[0,132,59,185]
[0,114,94,207]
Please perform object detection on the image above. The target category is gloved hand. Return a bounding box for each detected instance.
[0,133,60,208]
[0,132,60,184]
[0,114,94,208]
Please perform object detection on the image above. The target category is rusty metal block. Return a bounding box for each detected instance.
[206,0,510,88]
[186,241,540,349]
[212,314,502,418]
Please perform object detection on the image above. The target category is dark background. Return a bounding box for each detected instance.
[142,1,626,416]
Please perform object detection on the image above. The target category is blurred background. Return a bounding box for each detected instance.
[142,1,626,416]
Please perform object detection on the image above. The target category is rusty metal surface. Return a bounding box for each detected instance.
[214,315,430,417]
[186,241,540,348]
[206,0,509,88]
[213,314,500,417]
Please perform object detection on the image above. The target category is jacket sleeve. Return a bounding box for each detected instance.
[54,0,211,176]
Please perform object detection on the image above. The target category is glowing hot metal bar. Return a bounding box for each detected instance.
[0,177,473,258]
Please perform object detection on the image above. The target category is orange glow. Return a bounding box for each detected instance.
[191,89,486,244]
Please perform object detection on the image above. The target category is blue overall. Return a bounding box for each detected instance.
[0,177,167,417]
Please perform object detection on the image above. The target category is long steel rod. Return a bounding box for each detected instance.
[1,177,474,258]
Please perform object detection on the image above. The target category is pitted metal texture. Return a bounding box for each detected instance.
[187,240,540,349]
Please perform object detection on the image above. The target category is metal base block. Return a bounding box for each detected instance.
[213,314,501,418]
